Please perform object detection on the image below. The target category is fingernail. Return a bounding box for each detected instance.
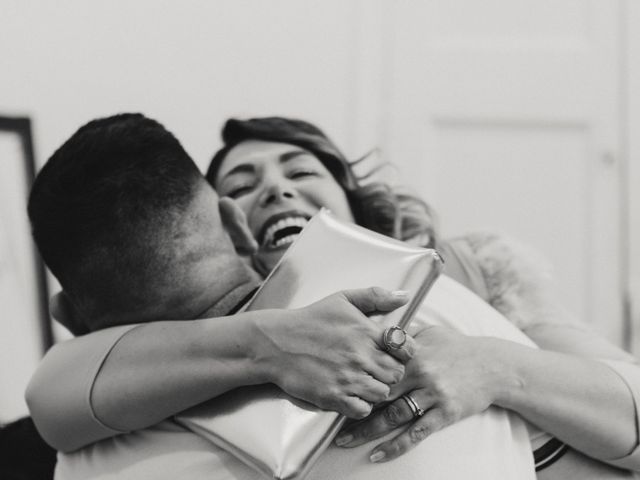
[370,450,386,463]
[392,290,409,297]
[334,434,353,446]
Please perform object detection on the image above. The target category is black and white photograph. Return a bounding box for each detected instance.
[1,1,640,479]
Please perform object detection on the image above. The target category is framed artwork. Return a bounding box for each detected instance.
[0,116,51,422]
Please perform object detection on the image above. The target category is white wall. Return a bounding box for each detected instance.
[626,0,640,353]
[0,0,372,171]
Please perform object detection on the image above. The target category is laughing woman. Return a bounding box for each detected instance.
[206,118,640,474]
[27,117,640,478]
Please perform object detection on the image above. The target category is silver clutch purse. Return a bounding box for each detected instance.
[176,209,443,480]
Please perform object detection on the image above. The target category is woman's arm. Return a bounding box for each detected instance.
[334,325,634,463]
[337,233,640,471]
[335,325,639,471]
[27,288,412,452]
[519,323,640,469]
[25,325,137,452]
[470,232,640,466]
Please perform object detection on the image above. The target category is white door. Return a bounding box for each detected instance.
[356,0,625,344]
[627,0,640,354]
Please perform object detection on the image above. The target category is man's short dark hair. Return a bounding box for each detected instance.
[28,113,203,333]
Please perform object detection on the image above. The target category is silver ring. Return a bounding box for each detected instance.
[382,326,407,351]
[401,394,425,418]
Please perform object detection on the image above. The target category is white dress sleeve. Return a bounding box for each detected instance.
[25,324,139,452]
[597,359,640,469]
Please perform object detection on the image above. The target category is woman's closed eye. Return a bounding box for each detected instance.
[225,183,255,198]
[287,169,319,180]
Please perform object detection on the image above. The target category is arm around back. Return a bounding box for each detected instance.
[25,325,136,452]
[26,288,412,451]
[463,232,640,470]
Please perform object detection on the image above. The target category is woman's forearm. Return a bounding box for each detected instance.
[30,288,411,452]
[465,232,640,466]
[492,338,637,463]
[26,316,267,452]
[91,315,267,432]
[94,288,410,432]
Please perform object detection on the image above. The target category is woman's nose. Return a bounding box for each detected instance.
[259,183,295,207]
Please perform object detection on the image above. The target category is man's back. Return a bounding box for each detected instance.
[55,277,537,480]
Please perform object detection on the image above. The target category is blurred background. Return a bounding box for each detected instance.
[1,0,639,424]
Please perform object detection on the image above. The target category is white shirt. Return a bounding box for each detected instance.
[55,277,539,480]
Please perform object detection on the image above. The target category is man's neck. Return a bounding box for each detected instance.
[207,278,261,317]
[198,260,262,318]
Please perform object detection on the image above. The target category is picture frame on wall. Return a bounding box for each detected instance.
[0,116,51,422]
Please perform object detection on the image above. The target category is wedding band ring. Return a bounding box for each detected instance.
[401,394,425,418]
[382,326,407,351]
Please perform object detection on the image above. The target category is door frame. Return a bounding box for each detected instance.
[0,116,52,353]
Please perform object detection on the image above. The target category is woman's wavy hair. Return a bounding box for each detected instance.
[206,117,438,247]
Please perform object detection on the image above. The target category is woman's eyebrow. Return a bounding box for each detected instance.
[222,163,255,178]
[279,150,309,163]
[222,149,309,180]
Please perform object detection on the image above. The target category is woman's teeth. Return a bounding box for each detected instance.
[273,234,299,248]
[262,216,309,248]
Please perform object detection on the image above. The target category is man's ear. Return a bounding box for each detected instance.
[219,197,259,256]
[50,290,89,336]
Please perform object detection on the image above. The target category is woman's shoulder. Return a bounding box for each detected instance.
[437,236,490,301]
[442,231,553,287]
[445,231,553,284]
[441,231,581,331]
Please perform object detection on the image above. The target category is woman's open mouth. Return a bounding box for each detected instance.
[257,212,311,250]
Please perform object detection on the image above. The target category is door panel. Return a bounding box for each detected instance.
[432,122,590,322]
[374,0,623,342]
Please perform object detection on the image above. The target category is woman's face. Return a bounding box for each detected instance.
[215,140,354,274]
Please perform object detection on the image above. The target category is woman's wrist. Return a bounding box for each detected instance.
[476,337,528,409]
[243,309,285,386]
[198,312,275,388]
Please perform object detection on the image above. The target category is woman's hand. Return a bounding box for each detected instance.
[253,287,416,419]
[335,325,518,461]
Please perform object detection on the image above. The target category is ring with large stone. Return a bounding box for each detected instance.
[382,325,407,351]
[401,393,425,418]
